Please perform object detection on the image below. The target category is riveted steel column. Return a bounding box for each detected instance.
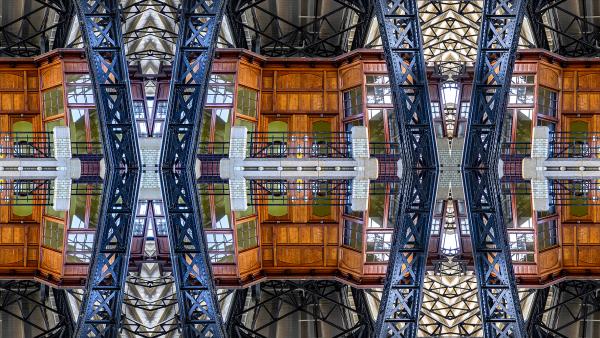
[73,0,141,336]
[160,1,228,337]
[374,1,439,337]
[463,1,528,337]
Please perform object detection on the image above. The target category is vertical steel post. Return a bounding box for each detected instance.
[374,1,439,337]
[463,0,528,337]
[73,0,141,336]
[160,1,228,336]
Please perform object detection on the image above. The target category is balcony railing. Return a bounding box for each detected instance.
[0,132,53,158]
[249,179,351,206]
[198,133,400,161]
[501,142,531,157]
[0,180,53,205]
[248,132,352,158]
[0,180,102,206]
[549,179,600,206]
[0,132,103,159]
[549,132,600,158]
[72,142,103,159]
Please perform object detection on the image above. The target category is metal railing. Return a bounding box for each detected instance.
[248,132,352,158]
[0,180,53,205]
[549,179,600,206]
[370,141,402,158]
[249,179,352,206]
[549,132,600,158]
[198,141,229,159]
[198,135,401,161]
[0,132,53,158]
[0,180,102,206]
[0,132,103,159]
[500,142,531,157]
[72,142,103,159]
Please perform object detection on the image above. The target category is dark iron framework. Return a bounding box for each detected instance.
[0,0,75,57]
[373,0,439,337]
[527,0,600,57]
[0,281,74,337]
[73,0,141,336]
[528,281,600,338]
[159,0,227,336]
[462,0,528,337]
[227,280,374,338]
[225,0,375,57]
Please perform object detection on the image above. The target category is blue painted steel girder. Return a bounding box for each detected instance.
[160,0,227,337]
[373,1,439,337]
[463,0,528,337]
[73,0,141,337]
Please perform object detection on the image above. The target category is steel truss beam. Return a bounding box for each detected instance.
[528,281,600,338]
[227,0,372,57]
[346,0,376,50]
[525,287,550,338]
[528,0,600,57]
[227,280,373,338]
[226,0,250,49]
[73,0,141,336]
[373,1,438,337]
[525,0,550,50]
[0,281,73,337]
[0,0,74,56]
[463,0,527,337]
[160,0,227,337]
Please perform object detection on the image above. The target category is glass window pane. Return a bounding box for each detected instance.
[237,86,258,118]
[538,87,558,117]
[69,195,87,229]
[155,101,168,119]
[237,219,257,251]
[343,219,363,250]
[207,74,235,104]
[343,87,362,117]
[66,233,94,263]
[366,75,392,105]
[69,108,87,144]
[368,109,386,154]
[43,87,64,118]
[368,183,387,228]
[44,220,64,250]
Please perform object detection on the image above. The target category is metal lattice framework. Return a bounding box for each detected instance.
[419,258,483,337]
[462,0,528,337]
[527,0,600,57]
[122,267,179,337]
[73,0,141,336]
[419,0,483,78]
[121,0,179,74]
[226,0,374,57]
[159,0,227,336]
[227,280,374,338]
[373,0,439,337]
[0,0,75,56]
[0,281,74,337]
[528,281,600,337]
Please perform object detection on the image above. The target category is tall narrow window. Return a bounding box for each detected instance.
[537,220,558,251]
[237,86,258,118]
[366,75,391,104]
[343,87,362,117]
[207,74,234,104]
[237,219,258,251]
[343,220,363,250]
[538,87,558,117]
[66,74,94,104]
